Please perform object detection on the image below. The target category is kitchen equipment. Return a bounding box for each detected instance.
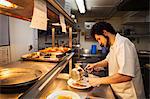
[69,63,91,89]
[138,50,150,55]
[71,64,84,81]
[0,68,42,93]
[83,49,90,54]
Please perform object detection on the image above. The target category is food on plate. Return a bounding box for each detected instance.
[57,95,72,99]
[67,78,91,89]
[72,82,87,87]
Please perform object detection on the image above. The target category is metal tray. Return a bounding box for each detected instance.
[21,52,67,62]
[0,68,42,93]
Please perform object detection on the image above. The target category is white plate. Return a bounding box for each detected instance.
[46,90,80,99]
[67,78,91,89]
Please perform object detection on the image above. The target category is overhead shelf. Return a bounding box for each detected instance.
[0,0,33,21]
[47,0,75,25]
[0,0,75,26]
[122,11,150,25]
[123,34,150,38]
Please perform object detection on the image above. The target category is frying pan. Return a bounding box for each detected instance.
[0,68,42,93]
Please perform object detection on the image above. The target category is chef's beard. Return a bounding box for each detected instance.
[99,36,110,53]
[100,36,110,48]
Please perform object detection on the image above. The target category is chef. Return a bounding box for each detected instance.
[85,22,145,99]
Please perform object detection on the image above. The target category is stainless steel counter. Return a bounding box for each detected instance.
[40,74,115,99]
[0,53,74,99]
[0,52,115,99]
[0,61,57,99]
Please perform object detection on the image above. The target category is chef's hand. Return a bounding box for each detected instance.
[84,63,95,73]
[88,77,101,87]
[94,67,105,72]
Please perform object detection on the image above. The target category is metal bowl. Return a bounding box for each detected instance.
[83,49,90,54]
[0,68,42,93]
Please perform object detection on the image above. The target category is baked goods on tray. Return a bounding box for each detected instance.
[21,47,71,62]
[39,47,71,53]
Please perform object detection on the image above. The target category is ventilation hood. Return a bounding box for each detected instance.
[117,0,149,11]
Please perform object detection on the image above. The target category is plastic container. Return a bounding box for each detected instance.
[91,45,97,54]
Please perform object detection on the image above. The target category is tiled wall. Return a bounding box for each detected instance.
[0,46,10,65]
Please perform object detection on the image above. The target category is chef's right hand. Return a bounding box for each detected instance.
[84,63,95,73]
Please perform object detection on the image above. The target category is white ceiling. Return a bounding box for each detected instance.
[70,0,125,18]
[85,0,122,10]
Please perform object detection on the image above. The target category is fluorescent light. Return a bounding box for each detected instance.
[52,23,61,26]
[71,14,75,19]
[74,19,77,23]
[0,0,18,9]
[75,0,86,13]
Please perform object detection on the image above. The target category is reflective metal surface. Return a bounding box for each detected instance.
[40,74,115,99]
[0,61,56,96]
[0,68,42,86]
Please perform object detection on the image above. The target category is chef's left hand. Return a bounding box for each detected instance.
[88,77,101,87]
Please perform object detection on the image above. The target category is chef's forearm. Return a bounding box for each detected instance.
[98,73,132,84]
[94,60,108,68]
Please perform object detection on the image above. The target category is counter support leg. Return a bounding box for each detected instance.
[69,27,72,77]
[69,59,72,78]
[52,28,55,47]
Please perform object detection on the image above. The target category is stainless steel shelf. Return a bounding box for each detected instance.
[123,34,150,38]
[47,0,75,25]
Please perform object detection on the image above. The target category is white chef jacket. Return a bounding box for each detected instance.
[105,33,145,99]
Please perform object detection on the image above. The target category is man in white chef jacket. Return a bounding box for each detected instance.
[86,22,145,99]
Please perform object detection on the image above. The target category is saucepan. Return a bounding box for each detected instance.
[0,68,42,93]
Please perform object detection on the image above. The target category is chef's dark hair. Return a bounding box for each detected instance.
[91,22,116,39]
